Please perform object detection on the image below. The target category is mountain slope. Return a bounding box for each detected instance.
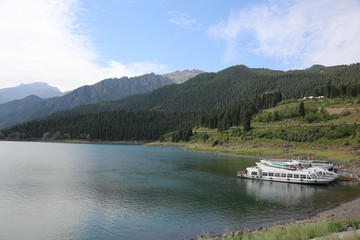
[84,63,360,112]
[0,82,62,104]
[2,63,360,129]
[161,69,203,83]
[0,95,46,128]
[0,73,174,129]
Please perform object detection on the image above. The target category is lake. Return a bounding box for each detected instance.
[0,141,359,240]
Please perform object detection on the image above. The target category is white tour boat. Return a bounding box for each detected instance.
[237,159,338,184]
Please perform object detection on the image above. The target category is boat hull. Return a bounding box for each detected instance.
[237,172,335,185]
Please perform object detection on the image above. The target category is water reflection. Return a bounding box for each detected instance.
[1,142,360,240]
[238,178,333,205]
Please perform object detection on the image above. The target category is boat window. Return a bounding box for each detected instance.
[294,174,299,178]
[300,175,306,179]
[307,175,311,179]
[269,173,274,176]
[281,173,286,177]
[251,172,258,176]
[263,172,268,176]
[287,174,293,178]
[274,173,280,177]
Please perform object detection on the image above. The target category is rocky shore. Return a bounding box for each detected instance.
[311,196,360,222]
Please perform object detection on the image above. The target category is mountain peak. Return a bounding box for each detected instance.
[0,82,62,104]
[307,64,326,71]
[162,69,204,83]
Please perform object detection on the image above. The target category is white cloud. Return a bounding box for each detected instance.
[0,0,168,91]
[208,0,360,69]
[102,61,169,79]
[168,12,201,31]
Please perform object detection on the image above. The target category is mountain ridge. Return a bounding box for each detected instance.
[42,63,360,122]
[0,71,202,129]
[0,82,62,104]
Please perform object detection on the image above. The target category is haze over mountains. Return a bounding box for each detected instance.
[0,70,203,129]
[0,82,62,104]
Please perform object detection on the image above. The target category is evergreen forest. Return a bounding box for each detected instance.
[1,63,360,143]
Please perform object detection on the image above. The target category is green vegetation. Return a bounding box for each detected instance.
[1,110,199,141]
[175,97,360,162]
[0,73,176,129]
[102,63,360,112]
[2,96,360,164]
[198,220,360,240]
[1,64,360,164]
[21,63,360,122]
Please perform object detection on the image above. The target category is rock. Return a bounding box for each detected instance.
[234,231,242,235]
[211,140,219,147]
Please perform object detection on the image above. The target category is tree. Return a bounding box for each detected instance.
[299,102,305,117]
[242,110,251,131]
[273,111,280,121]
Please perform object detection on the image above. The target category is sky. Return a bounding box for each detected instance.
[0,0,360,92]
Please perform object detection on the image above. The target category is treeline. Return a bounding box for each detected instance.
[1,110,200,141]
[315,83,360,98]
[199,92,282,130]
[1,93,282,142]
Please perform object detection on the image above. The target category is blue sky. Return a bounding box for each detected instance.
[1,0,360,91]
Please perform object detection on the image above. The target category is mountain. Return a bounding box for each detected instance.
[47,63,360,119]
[306,64,326,71]
[0,95,47,129]
[0,82,62,104]
[161,69,203,83]
[3,63,360,142]
[2,63,360,130]
[77,63,360,112]
[0,73,176,129]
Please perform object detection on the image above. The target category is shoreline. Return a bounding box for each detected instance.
[176,147,360,239]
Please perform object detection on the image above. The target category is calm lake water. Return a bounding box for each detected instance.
[1,141,360,240]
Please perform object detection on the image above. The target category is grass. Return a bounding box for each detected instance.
[183,136,358,163]
[197,220,360,240]
[150,97,360,163]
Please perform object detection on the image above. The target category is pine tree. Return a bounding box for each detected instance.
[242,110,251,131]
[299,102,305,117]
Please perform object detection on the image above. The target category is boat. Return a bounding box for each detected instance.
[237,159,338,184]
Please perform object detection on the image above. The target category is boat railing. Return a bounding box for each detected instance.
[337,171,360,181]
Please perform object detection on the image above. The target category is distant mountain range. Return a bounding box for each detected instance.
[0,82,62,104]
[0,70,202,129]
[55,63,360,115]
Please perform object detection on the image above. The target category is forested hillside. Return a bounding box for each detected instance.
[0,73,175,129]
[2,110,199,141]
[114,64,360,111]
[48,63,360,118]
[2,63,360,143]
